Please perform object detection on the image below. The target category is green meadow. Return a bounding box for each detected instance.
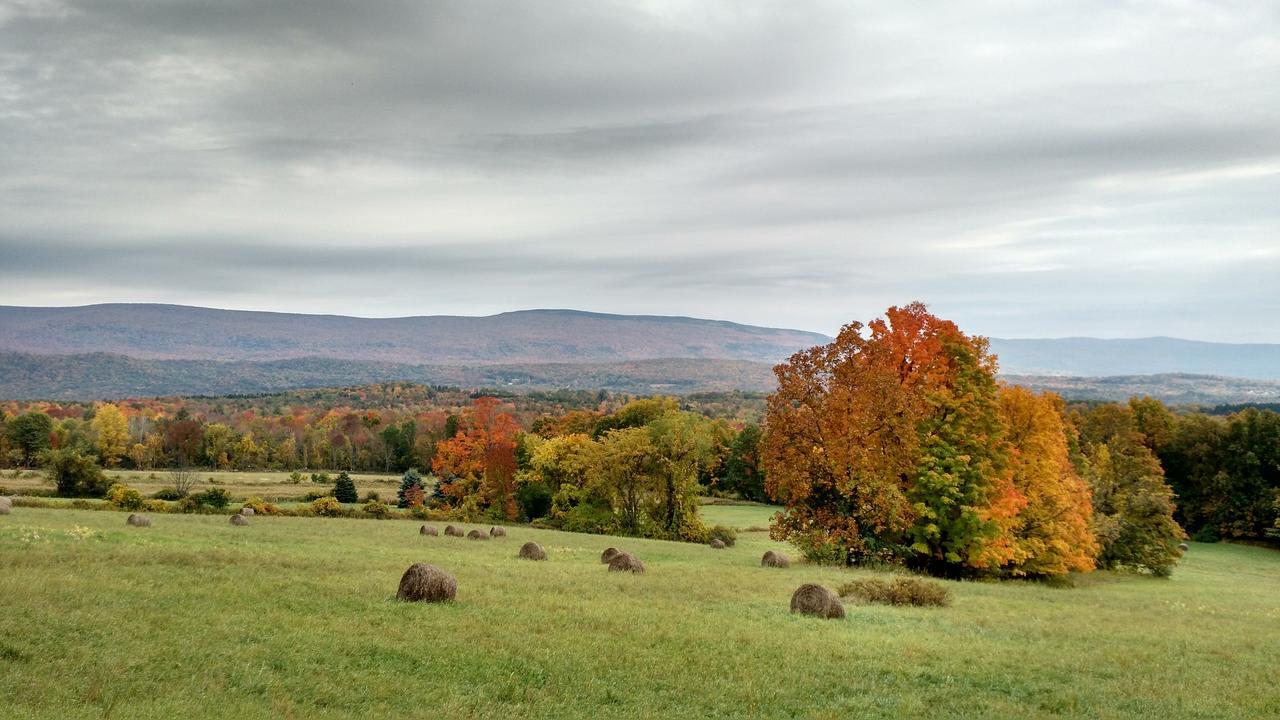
[1,504,1277,719]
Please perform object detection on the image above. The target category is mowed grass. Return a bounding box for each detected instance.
[1,508,1278,719]
[1,469,404,501]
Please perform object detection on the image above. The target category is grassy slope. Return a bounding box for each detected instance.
[1,469,406,502]
[1,507,1277,719]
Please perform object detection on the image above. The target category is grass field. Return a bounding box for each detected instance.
[0,468,405,501]
[2,505,1278,719]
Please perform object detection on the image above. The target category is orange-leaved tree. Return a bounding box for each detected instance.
[763,302,1025,575]
[432,397,520,520]
[998,386,1098,576]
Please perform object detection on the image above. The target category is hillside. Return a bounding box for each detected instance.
[990,337,1280,380]
[0,304,829,365]
[0,352,779,400]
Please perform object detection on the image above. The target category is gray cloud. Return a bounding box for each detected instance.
[1,0,1278,341]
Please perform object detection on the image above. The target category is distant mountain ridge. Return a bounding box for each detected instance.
[0,304,830,365]
[989,336,1280,381]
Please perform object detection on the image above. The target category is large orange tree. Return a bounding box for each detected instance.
[763,303,1026,574]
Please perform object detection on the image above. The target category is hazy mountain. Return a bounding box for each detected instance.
[0,304,829,365]
[0,352,778,400]
[989,337,1280,381]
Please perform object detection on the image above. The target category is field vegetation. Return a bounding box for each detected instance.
[1,504,1276,719]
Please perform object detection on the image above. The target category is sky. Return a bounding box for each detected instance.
[1,1,1278,341]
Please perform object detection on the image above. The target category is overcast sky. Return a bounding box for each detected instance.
[1,1,1278,341]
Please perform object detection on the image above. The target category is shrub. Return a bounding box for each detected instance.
[105,483,145,511]
[310,472,331,485]
[515,481,553,521]
[363,491,380,503]
[288,471,305,484]
[151,487,185,501]
[791,532,848,566]
[310,496,346,518]
[838,577,952,608]
[333,472,358,503]
[560,503,618,535]
[141,499,169,513]
[707,525,737,547]
[45,449,112,498]
[362,500,393,519]
[192,488,231,510]
[241,496,283,515]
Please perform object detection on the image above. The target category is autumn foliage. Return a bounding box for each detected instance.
[432,397,520,520]
[765,303,1133,577]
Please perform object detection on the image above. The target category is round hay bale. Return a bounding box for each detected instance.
[790,583,844,619]
[126,513,152,528]
[607,552,645,574]
[761,550,791,568]
[467,529,490,540]
[490,526,507,538]
[395,562,456,603]
[518,541,547,561]
[240,507,255,516]
[420,525,438,536]
[444,524,463,537]
[600,547,622,564]
[1177,542,1189,553]
[229,513,250,526]
[709,538,726,549]
[0,496,11,515]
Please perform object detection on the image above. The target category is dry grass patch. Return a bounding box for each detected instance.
[839,576,952,607]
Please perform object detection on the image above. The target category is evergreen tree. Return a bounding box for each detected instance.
[397,468,424,508]
[333,471,358,503]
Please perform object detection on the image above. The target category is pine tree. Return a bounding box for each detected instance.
[397,468,423,508]
[333,471,358,503]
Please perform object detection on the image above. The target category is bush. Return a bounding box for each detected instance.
[363,491,380,502]
[105,483,145,511]
[310,496,347,518]
[515,481,553,521]
[242,496,283,515]
[151,487,185,501]
[141,499,169,513]
[707,525,737,547]
[192,488,231,510]
[288,471,305,484]
[362,500,393,519]
[559,503,618,535]
[300,490,332,502]
[333,472,358,503]
[45,449,112,498]
[310,472,331,484]
[838,577,952,607]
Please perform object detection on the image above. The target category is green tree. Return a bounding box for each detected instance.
[8,411,53,467]
[396,468,424,508]
[722,425,766,501]
[45,448,112,498]
[333,471,358,503]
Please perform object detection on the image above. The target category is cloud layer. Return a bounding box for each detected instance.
[2,0,1278,340]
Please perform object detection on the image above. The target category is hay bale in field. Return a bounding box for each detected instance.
[0,496,11,515]
[490,526,507,538]
[444,524,463,537]
[709,538,726,549]
[600,547,621,564]
[420,525,438,536]
[607,552,645,574]
[126,513,151,527]
[761,550,790,568]
[240,507,254,516]
[518,541,547,561]
[395,563,456,603]
[790,583,844,619]
[467,529,490,540]
[229,513,250,526]
[1177,542,1189,553]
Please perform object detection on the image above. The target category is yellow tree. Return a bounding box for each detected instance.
[998,386,1098,576]
[91,403,129,468]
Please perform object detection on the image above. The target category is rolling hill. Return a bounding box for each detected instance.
[0,304,829,364]
[1,304,1278,402]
